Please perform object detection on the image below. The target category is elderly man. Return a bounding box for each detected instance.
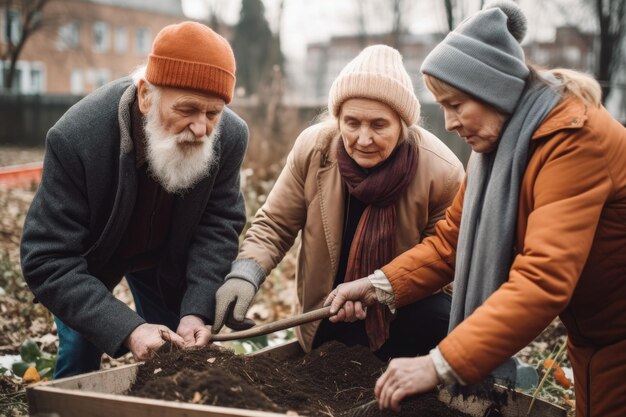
[20,21,251,378]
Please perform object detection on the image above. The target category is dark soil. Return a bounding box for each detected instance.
[128,341,472,417]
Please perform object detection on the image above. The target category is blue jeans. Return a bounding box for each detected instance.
[53,269,180,379]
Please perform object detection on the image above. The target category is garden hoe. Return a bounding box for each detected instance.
[208,306,334,343]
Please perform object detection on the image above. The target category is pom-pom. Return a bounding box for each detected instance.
[484,0,527,42]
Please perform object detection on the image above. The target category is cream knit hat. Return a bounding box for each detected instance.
[328,44,420,126]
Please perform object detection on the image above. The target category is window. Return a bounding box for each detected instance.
[1,61,45,94]
[30,67,43,94]
[93,69,110,88]
[114,26,127,54]
[5,9,21,44]
[564,46,581,66]
[92,21,109,53]
[86,68,111,90]
[12,67,23,93]
[135,27,150,55]
[532,48,550,66]
[1,64,21,93]
[70,69,84,95]
[57,21,80,50]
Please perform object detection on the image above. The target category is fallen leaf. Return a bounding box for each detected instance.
[34,333,57,350]
[563,394,575,408]
[543,358,558,370]
[207,357,216,364]
[23,367,40,383]
[191,391,202,403]
[153,368,162,375]
[553,368,572,389]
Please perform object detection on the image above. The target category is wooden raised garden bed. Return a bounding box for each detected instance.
[27,340,566,417]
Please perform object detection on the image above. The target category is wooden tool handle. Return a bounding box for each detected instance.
[211,306,333,342]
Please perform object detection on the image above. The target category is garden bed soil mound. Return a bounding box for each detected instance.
[129,341,472,417]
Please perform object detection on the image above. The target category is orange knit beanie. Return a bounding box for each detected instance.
[146,21,236,103]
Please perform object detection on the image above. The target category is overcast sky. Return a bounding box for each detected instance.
[181,0,589,60]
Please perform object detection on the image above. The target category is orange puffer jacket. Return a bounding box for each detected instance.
[381,96,626,417]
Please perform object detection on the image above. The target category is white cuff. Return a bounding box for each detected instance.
[429,346,467,386]
[367,269,396,312]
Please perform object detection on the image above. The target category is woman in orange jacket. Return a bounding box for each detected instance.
[325,2,626,416]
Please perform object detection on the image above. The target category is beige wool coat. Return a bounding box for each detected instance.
[237,123,464,351]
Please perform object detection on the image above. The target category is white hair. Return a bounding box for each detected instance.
[131,64,147,86]
[143,87,219,194]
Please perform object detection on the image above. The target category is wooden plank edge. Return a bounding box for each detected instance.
[30,363,141,392]
[28,386,296,417]
[438,385,567,417]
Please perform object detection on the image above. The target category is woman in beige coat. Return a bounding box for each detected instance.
[214,45,464,358]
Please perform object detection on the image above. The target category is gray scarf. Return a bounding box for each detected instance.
[449,75,561,387]
[450,76,561,334]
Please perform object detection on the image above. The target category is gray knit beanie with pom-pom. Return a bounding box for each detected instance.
[421,0,529,113]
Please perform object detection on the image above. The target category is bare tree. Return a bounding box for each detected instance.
[388,0,413,49]
[443,0,456,31]
[351,0,414,50]
[260,0,285,133]
[0,0,88,92]
[542,0,625,104]
[595,0,625,102]
[1,0,50,91]
[204,0,225,34]
[442,0,486,33]
[355,0,368,49]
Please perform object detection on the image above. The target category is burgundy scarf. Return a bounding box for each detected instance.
[336,138,418,351]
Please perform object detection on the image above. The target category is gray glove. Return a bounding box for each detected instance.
[213,278,257,334]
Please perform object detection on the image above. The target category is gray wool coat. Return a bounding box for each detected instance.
[20,77,248,357]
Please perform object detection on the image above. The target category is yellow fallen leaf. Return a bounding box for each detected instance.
[23,367,40,383]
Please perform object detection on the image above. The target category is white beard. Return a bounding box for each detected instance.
[143,96,219,194]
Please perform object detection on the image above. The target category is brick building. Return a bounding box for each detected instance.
[523,26,595,73]
[0,0,186,95]
[304,32,444,104]
[302,26,595,106]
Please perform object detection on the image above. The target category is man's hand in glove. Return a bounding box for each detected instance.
[213,278,257,334]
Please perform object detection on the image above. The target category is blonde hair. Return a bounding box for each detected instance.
[545,68,602,107]
[423,68,602,109]
[422,74,509,124]
[422,74,466,101]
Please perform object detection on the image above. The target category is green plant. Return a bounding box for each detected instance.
[225,329,295,354]
[10,339,56,380]
[526,339,574,416]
